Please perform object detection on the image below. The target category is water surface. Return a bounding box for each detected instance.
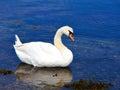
[0,0,120,90]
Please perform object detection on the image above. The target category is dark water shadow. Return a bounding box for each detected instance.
[15,63,72,89]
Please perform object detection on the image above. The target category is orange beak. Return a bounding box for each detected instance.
[69,33,75,42]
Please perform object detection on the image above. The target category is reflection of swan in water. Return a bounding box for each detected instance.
[15,63,72,89]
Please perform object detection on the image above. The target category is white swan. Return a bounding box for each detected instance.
[13,26,74,67]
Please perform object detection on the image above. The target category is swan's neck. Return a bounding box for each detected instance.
[54,30,66,51]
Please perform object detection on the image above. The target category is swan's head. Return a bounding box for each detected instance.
[60,26,75,42]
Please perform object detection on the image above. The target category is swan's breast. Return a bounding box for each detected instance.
[60,48,73,66]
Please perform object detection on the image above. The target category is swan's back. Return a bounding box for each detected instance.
[14,42,63,67]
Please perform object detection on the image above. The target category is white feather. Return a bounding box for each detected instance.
[14,26,74,67]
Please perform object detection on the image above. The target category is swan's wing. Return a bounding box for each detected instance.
[14,42,63,66]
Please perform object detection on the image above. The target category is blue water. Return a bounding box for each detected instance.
[0,0,120,90]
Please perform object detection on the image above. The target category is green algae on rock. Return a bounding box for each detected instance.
[0,69,14,75]
[64,79,114,90]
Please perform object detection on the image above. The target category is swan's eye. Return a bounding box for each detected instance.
[68,30,75,42]
[68,30,74,42]
[68,30,74,36]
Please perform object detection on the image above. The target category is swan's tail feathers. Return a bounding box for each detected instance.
[15,34,22,46]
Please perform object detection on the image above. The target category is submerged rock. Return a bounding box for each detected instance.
[28,25,41,30]
[9,20,25,26]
